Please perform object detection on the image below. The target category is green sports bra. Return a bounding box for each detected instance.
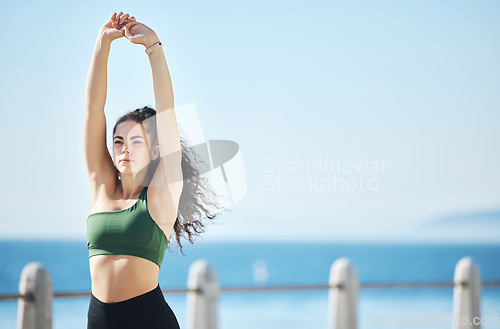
[86,186,168,269]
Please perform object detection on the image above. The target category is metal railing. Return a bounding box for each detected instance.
[3,280,500,302]
[2,256,498,329]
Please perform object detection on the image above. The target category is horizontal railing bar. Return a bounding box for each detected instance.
[2,281,499,301]
[52,287,198,299]
[0,294,25,301]
[220,284,331,292]
[0,288,200,301]
[483,281,500,287]
[361,282,455,288]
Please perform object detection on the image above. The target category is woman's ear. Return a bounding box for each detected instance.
[151,145,160,161]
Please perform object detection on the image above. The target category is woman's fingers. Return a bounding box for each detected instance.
[119,13,129,25]
[115,12,123,24]
[124,21,137,36]
[108,12,135,29]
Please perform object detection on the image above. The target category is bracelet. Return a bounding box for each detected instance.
[145,41,162,55]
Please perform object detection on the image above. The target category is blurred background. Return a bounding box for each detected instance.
[0,0,499,328]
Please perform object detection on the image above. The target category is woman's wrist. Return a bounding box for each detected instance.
[144,34,160,49]
[95,33,112,53]
[98,28,114,45]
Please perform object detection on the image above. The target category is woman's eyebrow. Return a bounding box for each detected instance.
[113,135,144,140]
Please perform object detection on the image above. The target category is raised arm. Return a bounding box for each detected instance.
[84,13,133,188]
[123,19,183,220]
[145,35,182,191]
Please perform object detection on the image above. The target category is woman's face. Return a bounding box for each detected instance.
[113,120,156,178]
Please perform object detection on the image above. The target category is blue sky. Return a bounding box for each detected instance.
[1,0,499,243]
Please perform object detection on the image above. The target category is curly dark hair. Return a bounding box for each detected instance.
[113,105,225,255]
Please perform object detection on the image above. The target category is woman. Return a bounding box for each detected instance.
[84,12,221,329]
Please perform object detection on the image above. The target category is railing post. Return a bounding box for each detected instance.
[187,260,219,329]
[17,262,52,329]
[328,257,358,329]
[453,257,481,329]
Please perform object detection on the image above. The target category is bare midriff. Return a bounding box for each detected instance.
[89,254,160,303]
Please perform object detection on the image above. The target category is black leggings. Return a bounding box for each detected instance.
[87,284,181,329]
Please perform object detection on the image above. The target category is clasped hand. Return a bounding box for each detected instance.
[101,12,159,48]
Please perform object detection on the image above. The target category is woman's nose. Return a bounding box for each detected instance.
[121,143,130,153]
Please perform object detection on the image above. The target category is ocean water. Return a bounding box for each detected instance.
[0,240,499,329]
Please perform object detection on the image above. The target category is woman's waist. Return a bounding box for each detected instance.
[89,254,160,303]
